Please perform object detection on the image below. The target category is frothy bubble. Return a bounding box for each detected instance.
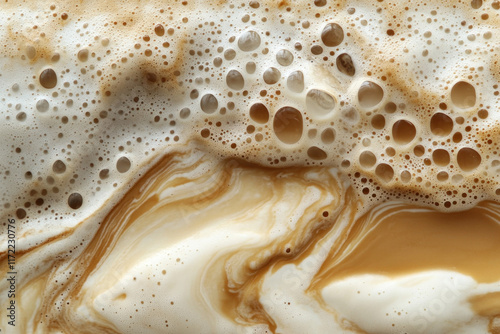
[392,120,416,145]
[457,148,482,171]
[430,113,454,136]
[276,49,294,66]
[39,68,58,89]
[451,81,476,109]
[226,70,245,90]
[68,193,83,210]
[306,89,336,118]
[249,103,269,124]
[36,99,50,112]
[358,81,384,108]
[201,94,219,114]
[263,67,281,85]
[432,149,451,166]
[321,23,344,47]
[336,53,355,76]
[52,160,67,174]
[273,106,303,144]
[320,128,335,144]
[116,157,131,173]
[375,163,395,183]
[154,24,165,36]
[77,49,89,62]
[359,151,377,168]
[307,146,328,160]
[287,71,305,93]
[238,30,261,52]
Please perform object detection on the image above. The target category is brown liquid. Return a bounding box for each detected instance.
[313,202,500,287]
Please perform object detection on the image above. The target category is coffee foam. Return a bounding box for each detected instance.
[1,0,500,333]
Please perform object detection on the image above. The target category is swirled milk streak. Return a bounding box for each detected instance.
[1,0,500,333]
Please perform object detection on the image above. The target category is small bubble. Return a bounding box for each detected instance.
[77,49,89,62]
[414,145,425,157]
[471,0,482,8]
[246,62,256,74]
[392,120,416,144]
[26,45,36,60]
[154,24,165,36]
[401,170,411,183]
[336,53,355,76]
[116,157,131,173]
[201,128,210,138]
[39,68,57,89]
[276,49,294,66]
[180,108,190,119]
[306,89,336,118]
[451,81,476,109]
[52,160,66,174]
[16,208,26,219]
[307,146,327,160]
[359,151,377,168]
[358,81,384,108]
[273,106,303,144]
[478,109,488,119]
[430,113,453,136]
[432,149,450,166]
[384,102,397,113]
[437,171,449,181]
[238,30,261,52]
[36,99,49,112]
[457,148,481,171]
[226,70,245,90]
[16,112,27,121]
[341,160,351,168]
[263,67,281,84]
[310,45,323,55]
[99,169,109,179]
[224,49,236,60]
[321,23,344,47]
[320,128,335,144]
[68,193,83,210]
[371,115,385,129]
[375,163,394,183]
[287,71,304,93]
[213,57,223,67]
[453,132,463,143]
[249,103,269,124]
[200,94,218,113]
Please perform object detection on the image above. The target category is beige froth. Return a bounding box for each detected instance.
[1,0,500,333]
